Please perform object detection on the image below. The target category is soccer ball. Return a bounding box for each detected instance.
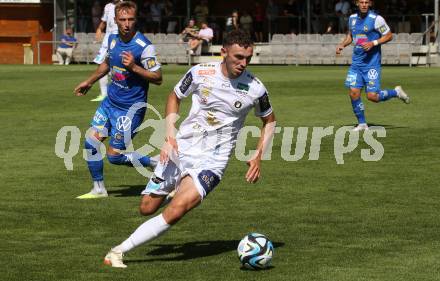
[237,233,274,270]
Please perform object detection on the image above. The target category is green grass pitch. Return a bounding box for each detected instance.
[1,64,439,281]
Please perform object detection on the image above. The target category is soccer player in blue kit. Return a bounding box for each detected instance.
[74,1,162,199]
[336,0,410,131]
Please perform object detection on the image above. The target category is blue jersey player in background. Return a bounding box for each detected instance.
[74,1,162,199]
[336,0,410,131]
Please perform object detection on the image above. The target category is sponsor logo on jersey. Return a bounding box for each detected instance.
[116,116,132,132]
[206,110,220,126]
[355,34,368,46]
[111,66,128,81]
[135,38,147,47]
[367,69,378,80]
[234,101,242,109]
[221,82,230,88]
[379,25,388,34]
[201,87,211,97]
[198,69,216,75]
[237,82,250,91]
[110,39,116,50]
[179,72,193,94]
[146,58,157,69]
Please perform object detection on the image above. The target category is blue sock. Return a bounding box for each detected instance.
[84,139,104,181]
[351,98,366,124]
[107,152,151,167]
[378,89,398,102]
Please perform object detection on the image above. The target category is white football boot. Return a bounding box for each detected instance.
[104,248,127,268]
[352,123,369,132]
[395,86,410,104]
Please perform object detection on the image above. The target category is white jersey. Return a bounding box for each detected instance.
[102,3,118,36]
[94,3,118,64]
[173,62,273,176]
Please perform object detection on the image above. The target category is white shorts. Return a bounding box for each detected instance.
[141,154,223,200]
[93,34,110,64]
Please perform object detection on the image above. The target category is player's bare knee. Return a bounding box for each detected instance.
[163,204,186,225]
[139,203,157,216]
[349,91,361,100]
[367,92,379,102]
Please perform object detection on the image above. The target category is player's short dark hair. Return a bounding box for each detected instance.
[223,29,254,48]
[115,1,137,16]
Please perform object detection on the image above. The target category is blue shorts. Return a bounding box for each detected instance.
[344,65,381,93]
[90,98,145,150]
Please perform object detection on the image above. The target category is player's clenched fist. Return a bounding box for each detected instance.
[121,51,135,70]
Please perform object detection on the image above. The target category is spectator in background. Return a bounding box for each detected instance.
[91,1,102,31]
[194,0,209,26]
[225,10,239,33]
[180,19,199,42]
[311,0,322,34]
[188,22,213,54]
[335,0,351,33]
[208,16,221,44]
[266,0,279,35]
[164,0,178,33]
[284,0,301,34]
[139,0,152,33]
[240,10,254,39]
[150,0,163,33]
[253,1,264,42]
[56,28,77,65]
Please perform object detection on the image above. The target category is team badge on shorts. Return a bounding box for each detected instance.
[367,69,378,80]
[116,116,132,132]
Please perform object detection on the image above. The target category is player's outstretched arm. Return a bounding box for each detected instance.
[246,112,276,183]
[121,51,163,85]
[160,91,181,164]
[73,60,110,96]
[336,33,353,55]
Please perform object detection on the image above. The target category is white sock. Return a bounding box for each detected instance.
[115,214,170,253]
[92,180,106,194]
[98,75,108,97]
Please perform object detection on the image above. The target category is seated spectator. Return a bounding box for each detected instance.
[180,19,199,43]
[56,28,77,65]
[188,22,213,55]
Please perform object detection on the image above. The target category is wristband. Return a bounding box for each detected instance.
[373,40,379,46]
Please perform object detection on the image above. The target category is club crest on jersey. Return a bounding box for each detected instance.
[116,116,132,132]
[367,69,378,80]
[110,39,116,50]
[363,25,368,32]
[351,19,356,26]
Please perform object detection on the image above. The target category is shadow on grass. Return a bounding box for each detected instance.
[107,185,145,197]
[125,240,285,263]
[343,123,409,129]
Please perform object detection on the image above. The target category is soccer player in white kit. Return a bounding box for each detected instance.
[91,0,121,102]
[104,29,276,268]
